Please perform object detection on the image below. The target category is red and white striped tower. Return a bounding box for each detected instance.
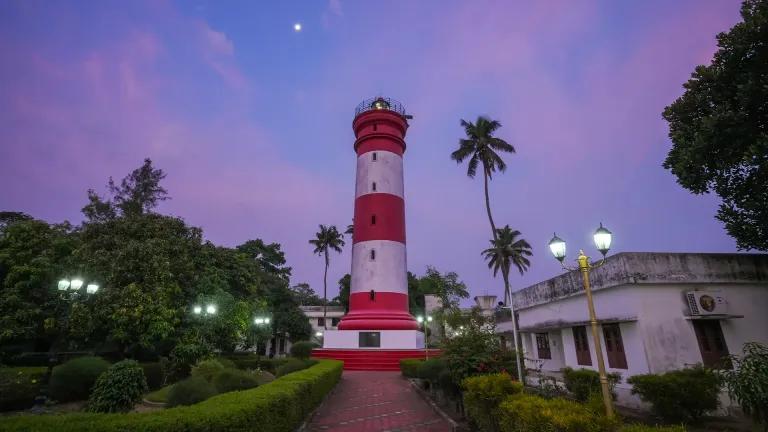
[338,97,418,331]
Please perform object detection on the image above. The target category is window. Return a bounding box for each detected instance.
[602,324,628,369]
[692,320,730,368]
[372,182,377,192]
[373,123,378,132]
[536,333,552,359]
[370,249,376,260]
[372,152,377,161]
[317,317,325,327]
[359,332,381,348]
[331,317,340,327]
[371,214,376,225]
[573,326,592,366]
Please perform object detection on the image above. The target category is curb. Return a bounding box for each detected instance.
[407,379,460,432]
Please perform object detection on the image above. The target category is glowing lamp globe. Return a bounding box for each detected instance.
[58,279,70,291]
[548,233,567,262]
[206,304,217,315]
[593,223,612,256]
[193,305,202,315]
[70,279,84,290]
[86,284,99,294]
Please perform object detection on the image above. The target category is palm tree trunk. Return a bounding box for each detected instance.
[502,262,523,382]
[323,249,329,330]
[484,170,498,241]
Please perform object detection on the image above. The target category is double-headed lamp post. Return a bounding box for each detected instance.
[416,315,433,360]
[253,316,271,360]
[548,223,614,417]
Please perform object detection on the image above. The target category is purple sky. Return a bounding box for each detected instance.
[0,0,745,304]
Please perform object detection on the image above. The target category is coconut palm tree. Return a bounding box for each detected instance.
[309,225,345,329]
[451,116,516,245]
[482,226,533,302]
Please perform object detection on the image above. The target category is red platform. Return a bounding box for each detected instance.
[312,348,442,371]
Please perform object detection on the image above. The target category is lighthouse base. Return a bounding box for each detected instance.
[312,330,438,370]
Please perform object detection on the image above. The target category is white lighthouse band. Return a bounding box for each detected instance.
[355,150,404,199]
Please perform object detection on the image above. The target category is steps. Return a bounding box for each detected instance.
[312,348,442,371]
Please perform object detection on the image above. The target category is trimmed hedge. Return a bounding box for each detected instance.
[49,356,111,402]
[563,367,622,402]
[0,359,343,432]
[212,368,260,393]
[276,358,317,377]
[0,367,46,411]
[463,373,523,432]
[223,355,288,374]
[627,366,720,423]
[498,393,618,432]
[400,358,423,378]
[167,376,217,407]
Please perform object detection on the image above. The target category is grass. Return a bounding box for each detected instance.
[144,385,172,403]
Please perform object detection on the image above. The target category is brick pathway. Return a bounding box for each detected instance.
[306,371,452,432]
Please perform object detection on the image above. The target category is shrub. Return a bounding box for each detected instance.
[289,341,317,360]
[0,359,343,432]
[49,356,111,402]
[87,360,148,413]
[166,376,218,407]
[144,385,171,403]
[400,359,423,378]
[563,367,622,402]
[223,355,287,374]
[212,369,260,393]
[0,367,46,411]
[418,358,447,383]
[498,393,609,432]
[140,362,164,390]
[722,342,768,430]
[166,342,211,382]
[628,366,721,423]
[619,425,687,432]
[463,373,523,432]
[190,359,225,382]
[214,357,236,369]
[276,358,317,377]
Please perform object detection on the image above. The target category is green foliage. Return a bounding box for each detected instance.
[418,358,448,383]
[0,359,343,432]
[483,226,533,303]
[498,393,613,432]
[266,283,312,343]
[276,358,317,377]
[308,224,345,322]
[50,356,111,402]
[463,373,523,432]
[662,0,768,250]
[237,239,292,281]
[289,341,317,360]
[87,360,148,413]
[144,385,171,403]
[166,341,212,382]
[190,359,225,382]
[722,342,768,429]
[400,358,423,378]
[0,366,46,411]
[628,366,721,423]
[290,283,323,305]
[211,368,259,393]
[563,367,622,402]
[167,376,217,407]
[213,357,236,369]
[619,425,687,432]
[332,274,350,312]
[139,362,163,390]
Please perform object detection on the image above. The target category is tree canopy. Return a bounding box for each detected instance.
[663,0,768,250]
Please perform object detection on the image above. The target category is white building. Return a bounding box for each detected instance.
[496,252,768,409]
[300,305,346,337]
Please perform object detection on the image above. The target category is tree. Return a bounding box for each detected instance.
[0,211,32,234]
[418,266,470,310]
[237,239,292,281]
[482,226,533,304]
[309,225,345,329]
[82,158,169,221]
[333,274,351,312]
[662,0,768,250]
[290,283,323,305]
[722,342,768,430]
[265,282,311,347]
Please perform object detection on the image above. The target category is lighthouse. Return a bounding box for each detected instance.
[314,97,433,370]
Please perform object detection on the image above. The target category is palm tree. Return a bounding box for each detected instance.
[309,225,345,329]
[482,225,532,381]
[451,116,516,246]
[482,226,533,303]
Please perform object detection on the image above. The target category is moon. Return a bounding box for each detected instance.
[293,23,302,32]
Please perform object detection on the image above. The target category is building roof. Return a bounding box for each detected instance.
[511,252,768,310]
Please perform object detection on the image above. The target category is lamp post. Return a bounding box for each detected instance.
[548,223,614,417]
[34,277,100,410]
[416,315,433,360]
[253,316,271,361]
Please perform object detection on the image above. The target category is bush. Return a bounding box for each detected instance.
[628,366,720,423]
[276,358,317,377]
[166,376,218,407]
[498,393,611,432]
[400,358,422,378]
[212,369,259,393]
[223,354,287,374]
[0,367,46,411]
[418,358,447,383]
[619,425,687,432]
[140,362,163,390]
[213,357,236,369]
[463,373,523,432]
[722,342,768,430]
[0,359,343,432]
[289,341,317,360]
[166,342,211,382]
[87,360,148,413]
[190,359,225,382]
[563,367,622,402]
[49,356,111,402]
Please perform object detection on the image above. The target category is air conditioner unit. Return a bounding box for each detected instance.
[686,290,728,316]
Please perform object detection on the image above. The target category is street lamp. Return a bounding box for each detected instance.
[548,224,615,417]
[253,315,271,361]
[416,315,433,360]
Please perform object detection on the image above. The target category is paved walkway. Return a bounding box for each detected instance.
[306,371,452,432]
